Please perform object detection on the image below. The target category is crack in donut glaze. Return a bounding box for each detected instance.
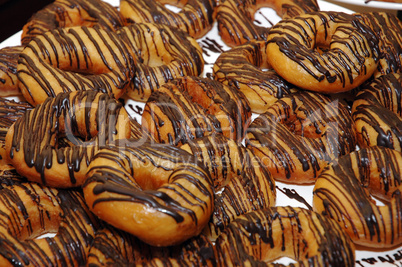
[266,11,380,93]
[17,26,135,107]
[21,0,126,46]
[0,46,24,97]
[313,146,402,248]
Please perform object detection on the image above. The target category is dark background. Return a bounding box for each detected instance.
[0,0,53,43]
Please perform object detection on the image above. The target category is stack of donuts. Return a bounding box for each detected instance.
[0,0,401,266]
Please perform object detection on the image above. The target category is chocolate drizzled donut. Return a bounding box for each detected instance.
[214,206,355,266]
[266,11,380,93]
[352,72,402,152]
[216,0,319,47]
[117,23,204,102]
[5,90,131,188]
[21,0,126,46]
[313,146,402,248]
[142,76,252,146]
[246,90,357,184]
[213,40,296,113]
[120,0,216,39]
[0,46,24,97]
[17,26,135,106]
[83,140,214,247]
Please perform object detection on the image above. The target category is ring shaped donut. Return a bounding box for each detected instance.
[5,90,131,188]
[17,26,135,107]
[0,46,24,97]
[120,0,216,39]
[83,140,214,247]
[117,23,204,102]
[213,40,296,113]
[0,181,99,266]
[180,134,276,240]
[266,11,380,93]
[352,72,402,152]
[216,0,319,47]
[214,206,355,267]
[246,90,357,184]
[142,76,252,146]
[313,146,402,248]
[21,0,126,46]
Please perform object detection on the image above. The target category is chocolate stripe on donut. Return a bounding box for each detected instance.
[0,46,24,97]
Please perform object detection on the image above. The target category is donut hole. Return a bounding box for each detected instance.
[253,7,278,27]
[135,32,175,67]
[164,4,182,13]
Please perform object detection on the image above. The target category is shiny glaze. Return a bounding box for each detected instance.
[213,40,296,113]
[216,0,319,47]
[313,146,402,248]
[142,76,252,146]
[214,206,355,266]
[21,0,126,46]
[120,0,216,39]
[246,90,357,183]
[352,72,402,152]
[117,23,204,102]
[18,26,135,106]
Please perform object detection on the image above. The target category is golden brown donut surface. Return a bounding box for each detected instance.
[142,76,252,146]
[17,26,135,106]
[21,0,126,46]
[0,46,24,97]
[5,90,131,188]
[216,0,320,47]
[83,140,214,247]
[266,11,380,93]
[120,0,216,39]
[313,146,402,248]
[213,40,296,113]
[246,90,357,184]
[214,206,355,267]
[117,23,204,102]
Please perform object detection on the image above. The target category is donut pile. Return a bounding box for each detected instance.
[0,0,401,265]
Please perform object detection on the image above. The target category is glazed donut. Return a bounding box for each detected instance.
[117,23,204,102]
[214,206,355,266]
[21,0,126,46]
[246,90,357,184]
[0,46,24,97]
[0,181,99,266]
[180,134,276,240]
[119,0,216,39]
[5,90,131,188]
[216,0,320,47]
[313,146,402,248]
[142,76,252,146]
[83,140,214,247]
[354,12,402,78]
[352,72,402,152]
[213,40,296,113]
[17,26,135,106]
[87,225,215,266]
[266,11,380,93]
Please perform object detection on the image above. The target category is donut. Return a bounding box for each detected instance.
[354,12,402,78]
[82,140,214,247]
[214,206,355,266]
[5,90,131,188]
[352,72,402,152]
[87,225,215,266]
[266,11,380,93]
[313,146,402,248]
[216,0,320,47]
[0,46,24,97]
[0,181,99,266]
[21,0,126,46]
[119,0,216,39]
[245,90,357,184]
[17,26,135,106]
[117,23,204,102]
[142,76,252,146]
[213,40,296,113]
[180,134,276,240]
